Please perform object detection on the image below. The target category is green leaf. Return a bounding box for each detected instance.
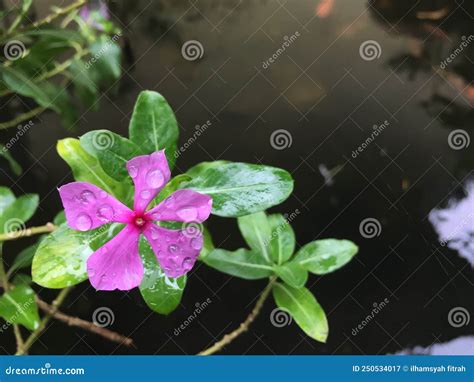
[12,274,32,286]
[139,237,186,315]
[294,239,358,275]
[186,161,230,178]
[80,130,142,181]
[0,66,60,112]
[88,36,121,84]
[9,244,38,274]
[268,213,295,264]
[0,146,22,175]
[0,187,15,212]
[237,212,272,263]
[274,263,308,288]
[57,138,128,201]
[0,285,40,331]
[183,162,294,217]
[0,194,38,235]
[200,226,214,259]
[154,174,192,205]
[32,223,118,288]
[53,211,66,226]
[129,91,179,169]
[69,59,99,110]
[203,248,273,279]
[272,282,328,342]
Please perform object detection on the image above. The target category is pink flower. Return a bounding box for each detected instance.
[58,151,212,291]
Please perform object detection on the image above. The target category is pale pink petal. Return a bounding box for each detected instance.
[142,223,203,278]
[87,225,143,291]
[59,182,133,231]
[145,189,212,223]
[126,151,171,214]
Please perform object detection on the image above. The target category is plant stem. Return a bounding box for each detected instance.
[198,277,276,355]
[0,223,56,242]
[0,106,46,131]
[16,287,71,355]
[36,298,134,347]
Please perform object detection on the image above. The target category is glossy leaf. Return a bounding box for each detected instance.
[268,213,295,264]
[89,36,121,84]
[129,91,179,169]
[0,194,38,235]
[237,212,272,263]
[203,248,273,279]
[0,146,22,175]
[186,161,230,178]
[57,138,127,201]
[184,162,294,217]
[32,223,119,288]
[0,284,40,331]
[273,282,328,342]
[0,187,15,212]
[80,130,142,181]
[139,237,186,315]
[9,244,38,274]
[274,263,308,288]
[294,239,358,275]
[200,226,215,259]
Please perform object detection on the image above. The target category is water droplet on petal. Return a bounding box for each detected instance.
[176,206,198,221]
[76,213,92,231]
[97,204,114,221]
[99,191,108,199]
[146,169,164,188]
[191,237,202,250]
[182,257,193,271]
[152,212,161,220]
[129,165,138,178]
[151,228,160,240]
[87,267,95,277]
[81,190,96,204]
[169,244,178,253]
[140,190,151,199]
[164,195,174,207]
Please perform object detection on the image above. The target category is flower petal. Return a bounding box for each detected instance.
[59,182,133,231]
[126,151,171,214]
[87,225,143,291]
[143,223,203,278]
[145,189,212,223]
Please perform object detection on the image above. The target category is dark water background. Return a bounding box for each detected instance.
[1,0,473,354]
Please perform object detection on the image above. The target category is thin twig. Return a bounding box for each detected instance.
[36,298,134,347]
[0,106,46,130]
[198,277,276,355]
[0,223,56,242]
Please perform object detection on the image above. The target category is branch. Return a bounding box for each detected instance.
[36,298,134,347]
[0,223,56,242]
[0,106,46,131]
[198,277,276,355]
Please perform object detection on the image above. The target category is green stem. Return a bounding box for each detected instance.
[16,287,72,355]
[0,223,56,242]
[0,107,45,131]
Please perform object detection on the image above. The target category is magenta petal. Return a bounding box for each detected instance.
[145,189,212,223]
[87,225,143,291]
[126,151,171,214]
[142,223,203,278]
[59,182,133,231]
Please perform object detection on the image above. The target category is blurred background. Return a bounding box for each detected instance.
[0,0,473,354]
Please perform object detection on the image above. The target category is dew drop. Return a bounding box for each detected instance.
[81,190,96,204]
[164,195,174,207]
[99,191,108,199]
[176,206,198,221]
[129,165,138,178]
[140,190,151,199]
[191,237,202,250]
[151,228,160,240]
[146,169,164,188]
[76,213,92,231]
[182,257,193,271]
[168,244,178,253]
[97,204,114,220]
